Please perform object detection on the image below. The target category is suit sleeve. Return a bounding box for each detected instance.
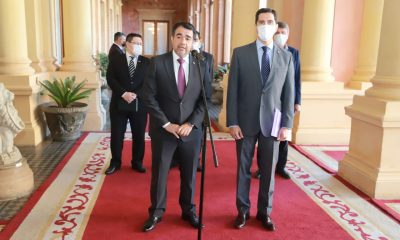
[142,58,170,127]
[281,55,295,129]
[293,49,301,105]
[186,62,208,128]
[226,49,239,127]
[106,56,125,97]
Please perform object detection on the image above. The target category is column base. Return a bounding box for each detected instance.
[338,95,400,199]
[347,81,373,90]
[292,82,363,144]
[0,158,34,201]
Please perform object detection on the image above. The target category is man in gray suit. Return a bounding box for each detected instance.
[142,22,210,232]
[227,8,294,231]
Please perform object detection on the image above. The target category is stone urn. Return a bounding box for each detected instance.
[41,102,88,141]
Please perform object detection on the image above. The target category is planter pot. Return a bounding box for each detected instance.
[41,102,88,141]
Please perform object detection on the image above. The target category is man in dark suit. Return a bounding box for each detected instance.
[253,21,302,180]
[108,32,126,60]
[105,33,150,175]
[227,8,294,231]
[170,30,214,171]
[142,22,210,232]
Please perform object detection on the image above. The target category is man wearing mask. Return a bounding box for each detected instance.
[142,22,210,232]
[253,21,301,180]
[108,32,126,60]
[105,33,150,175]
[227,8,294,231]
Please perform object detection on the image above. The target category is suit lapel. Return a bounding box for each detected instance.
[263,43,281,91]
[163,52,181,98]
[249,42,263,87]
[184,54,199,100]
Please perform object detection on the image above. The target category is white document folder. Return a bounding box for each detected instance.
[271,108,292,141]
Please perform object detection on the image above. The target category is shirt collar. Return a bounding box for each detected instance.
[256,39,274,52]
[172,50,190,64]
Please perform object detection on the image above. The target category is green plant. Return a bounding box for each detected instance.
[40,76,94,108]
[98,52,109,77]
[213,64,230,82]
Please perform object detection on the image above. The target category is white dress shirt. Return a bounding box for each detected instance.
[172,50,189,85]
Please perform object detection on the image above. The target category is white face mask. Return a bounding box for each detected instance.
[192,42,201,52]
[257,24,276,42]
[274,33,288,47]
[133,44,143,56]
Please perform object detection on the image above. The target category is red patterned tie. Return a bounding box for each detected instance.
[177,58,186,98]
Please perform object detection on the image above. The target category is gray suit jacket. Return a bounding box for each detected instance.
[227,41,294,137]
[143,52,210,142]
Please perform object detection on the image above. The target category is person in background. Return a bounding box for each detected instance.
[253,21,301,180]
[105,33,150,175]
[108,32,126,60]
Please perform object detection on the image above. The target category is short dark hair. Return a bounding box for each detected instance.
[114,32,125,41]
[255,8,277,24]
[126,33,142,42]
[277,21,289,30]
[172,22,196,37]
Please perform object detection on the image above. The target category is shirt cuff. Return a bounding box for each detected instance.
[162,122,171,128]
[121,92,128,98]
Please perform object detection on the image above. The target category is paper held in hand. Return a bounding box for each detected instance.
[271,108,292,141]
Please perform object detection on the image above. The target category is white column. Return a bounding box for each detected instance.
[0,0,34,75]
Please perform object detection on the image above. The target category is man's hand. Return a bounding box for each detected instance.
[122,92,137,103]
[294,104,301,113]
[165,123,180,138]
[229,126,243,140]
[277,127,289,141]
[177,123,194,137]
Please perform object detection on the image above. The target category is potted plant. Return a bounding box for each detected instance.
[40,76,94,141]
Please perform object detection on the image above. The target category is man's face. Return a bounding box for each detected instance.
[275,27,289,36]
[257,12,276,27]
[171,26,193,58]
[256,12,277,43]
[125,36,142,54]
[118,36,126,46]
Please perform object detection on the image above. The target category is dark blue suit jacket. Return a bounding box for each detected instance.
[287,46,301,105]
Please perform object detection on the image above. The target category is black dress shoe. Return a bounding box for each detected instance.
[143,215,162,232]
[182,212,204,228]
[132,162,146,173]
[234,212,250,229]
[253,169,261,179]
[105,165,120,175]
[276,169,291,179]
[256,212,275,231]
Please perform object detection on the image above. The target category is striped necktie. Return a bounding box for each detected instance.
[129,56,136,78]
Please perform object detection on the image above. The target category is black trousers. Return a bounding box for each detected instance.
[236,133,279,216]
[109,99,147,168]
[149,135,201,217]
[276,140,289,171]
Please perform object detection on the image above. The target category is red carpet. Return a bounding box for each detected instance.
[83,141,352,240]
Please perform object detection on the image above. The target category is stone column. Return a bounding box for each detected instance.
[292,0,364,144]
[348,0,384,90]
[339,0,400,199]
[61,0,97,72]
[0,0,34,75]
[223,0,232,63]
[300,0,335,82]
[59,0,105,130]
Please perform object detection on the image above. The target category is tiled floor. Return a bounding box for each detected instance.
[0,139,76,221]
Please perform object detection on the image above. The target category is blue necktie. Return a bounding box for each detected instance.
[261,46,270,87]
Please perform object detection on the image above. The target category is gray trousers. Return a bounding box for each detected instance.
[236,133,279,216]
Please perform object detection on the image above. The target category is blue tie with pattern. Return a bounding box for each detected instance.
[261,46,270,87]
